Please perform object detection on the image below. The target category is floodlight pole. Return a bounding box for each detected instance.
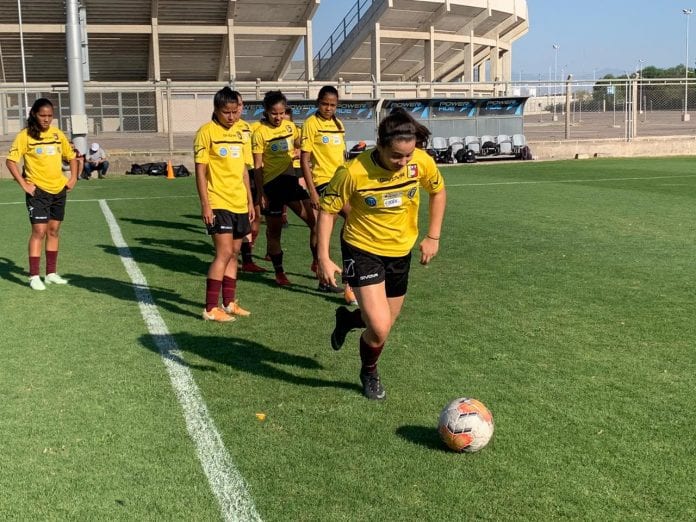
[683,8,692,122]
[17,0,29,116]
[66,0,88,154]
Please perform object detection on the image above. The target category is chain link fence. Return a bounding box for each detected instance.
[2,78,696,154]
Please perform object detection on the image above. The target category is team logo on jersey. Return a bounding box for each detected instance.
[343,258,356,278]
[408,187,417,199]
[365,196,377,207]
[286,125,293,133]
[36,147,43,155]
[322,136,330,144]
[407,164,418,178]
[53,133,59,141]
[219,147,228,157]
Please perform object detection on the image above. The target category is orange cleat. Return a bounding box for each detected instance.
[344,285,358,306]
[202,307,235,322]
[223,301,251,317]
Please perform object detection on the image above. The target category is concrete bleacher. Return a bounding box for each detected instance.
[314,0,528,88]
[0,0,320,82]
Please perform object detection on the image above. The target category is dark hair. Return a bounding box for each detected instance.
[211,87,241,122]
[377,107,430,149]
[262,90,287,112]
[284,106,294,120]
[27,98,54,140]
[316,85,343,131]
[317,85,339,101]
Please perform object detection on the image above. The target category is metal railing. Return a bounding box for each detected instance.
[313,0,375,77]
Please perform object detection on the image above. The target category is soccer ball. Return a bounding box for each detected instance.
[438,398,494,453]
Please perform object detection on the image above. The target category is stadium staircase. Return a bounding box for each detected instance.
[313,0,388,80]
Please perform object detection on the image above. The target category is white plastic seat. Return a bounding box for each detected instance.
[497,134,513,155]
[464,136,480,154]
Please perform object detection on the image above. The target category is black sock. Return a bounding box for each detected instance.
[270,252,284,274]
[241,242,253,264]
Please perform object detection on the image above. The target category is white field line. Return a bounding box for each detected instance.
[99,199,261,522]
[0,194,196,206]
[446,174,696,187]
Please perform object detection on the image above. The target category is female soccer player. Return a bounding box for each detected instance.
[5,98,78,291]
[252,90,316,286]
[316,108,447,400]
[233,95,266,274]
[300,85,357,304]
[194,87,254,322]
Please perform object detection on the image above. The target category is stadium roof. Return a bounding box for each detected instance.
[0,0,320,82]
[313,0,529,83]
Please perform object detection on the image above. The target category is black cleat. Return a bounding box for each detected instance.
[330,306,351,350]
[360,369,386,400]
[318,282,343,293]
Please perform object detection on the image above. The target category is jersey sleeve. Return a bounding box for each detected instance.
[300,117,315,153]
[193,126,210,164]
[319,165,352,214]
[251,127,265,155]
[6,132,27,163]
[419,153,445,194]
[58,131,76,161]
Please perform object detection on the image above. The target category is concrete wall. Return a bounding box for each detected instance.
[2,136,696,180]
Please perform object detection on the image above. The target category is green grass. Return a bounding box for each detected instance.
[1,158,695,520]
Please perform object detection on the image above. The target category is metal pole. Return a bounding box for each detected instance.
[66,0,88,155]
[17,0,29,116]
[166,78,174,160]
[683,8,692,121]
[552,44,559,121]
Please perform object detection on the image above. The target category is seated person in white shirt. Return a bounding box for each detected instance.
[82,142,109,179]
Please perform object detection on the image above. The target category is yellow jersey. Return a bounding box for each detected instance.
[234,119,254,170]
[320,147,444,257]
[300,114,346,186]
[252,120,299,184]
[193,119,249,213]
[7,126,76,194]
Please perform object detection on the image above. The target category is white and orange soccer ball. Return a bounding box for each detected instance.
[437,398,494,453]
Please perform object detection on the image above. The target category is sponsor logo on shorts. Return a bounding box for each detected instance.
[365,196,377,207]
[359,272,379,281]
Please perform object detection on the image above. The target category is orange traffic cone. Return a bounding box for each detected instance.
[166,160,175,180]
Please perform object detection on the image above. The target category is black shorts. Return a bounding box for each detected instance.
[206,209,251,238]
[341,238,411,298]
[263,174,309,216]
[26,186,67,224]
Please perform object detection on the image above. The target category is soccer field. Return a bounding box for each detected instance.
[1,158,695,521]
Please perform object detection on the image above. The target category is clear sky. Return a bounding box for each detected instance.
[309,0,694,80]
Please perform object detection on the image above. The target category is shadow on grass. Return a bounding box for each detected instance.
[120,216,202,234]
[140,332,362,393]
[395,425,449,452]
[0,257,26,287]
[64,273,200,320]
